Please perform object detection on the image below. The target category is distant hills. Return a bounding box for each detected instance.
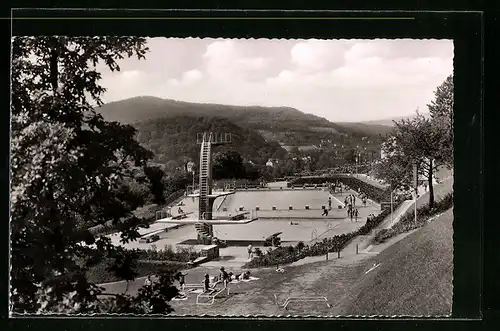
[98,96,346,132]
[354,112,431,127]
[96,96,396,167]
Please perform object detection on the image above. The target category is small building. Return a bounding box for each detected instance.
[266,159,274,167]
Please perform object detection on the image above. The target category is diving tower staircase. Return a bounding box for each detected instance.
[196,132,231,244]
[153,132,259,246]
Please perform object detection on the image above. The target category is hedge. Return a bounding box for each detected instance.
[135,244,200,263]
[373,192,453,244]
[288,175,392,204]
[243,200,403,268]
[86,259,188,284]
[84,244,198,284]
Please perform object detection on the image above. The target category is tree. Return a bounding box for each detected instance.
[382,112,448,208]
[10,37,177,314]
[373,155,413,191]
[427,74,454,167]
[243,162,260,180]
[212,149,246,179]
[143,165,166,205]
[344,149,357,164]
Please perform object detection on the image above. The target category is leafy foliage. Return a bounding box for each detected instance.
[212,149,246,179]
[10,36,176,314]
[379,111,450,208]
[97,96,387,163]
[427,74,454,167]
[373,76,454,208]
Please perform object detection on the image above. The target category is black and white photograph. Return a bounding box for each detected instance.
[10,36,454,317]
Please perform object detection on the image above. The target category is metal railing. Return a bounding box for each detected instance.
[311,229,318,241]
[200,209,259,221]
[196,287,230,305]
[155,210,171,221]
[274,294,330,310]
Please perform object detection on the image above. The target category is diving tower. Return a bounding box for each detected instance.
[155,132,259,245]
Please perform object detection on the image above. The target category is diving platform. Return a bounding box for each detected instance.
[155,210,258,225]
[186,191,235,199]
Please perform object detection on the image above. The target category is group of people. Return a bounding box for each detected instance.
[347,207,359,221]
[344,194,360,221]
[344,194,356,209]
[204,267,251,292]
[144,267,252,295]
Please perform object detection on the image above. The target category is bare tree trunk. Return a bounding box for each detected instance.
[428,159,434,209]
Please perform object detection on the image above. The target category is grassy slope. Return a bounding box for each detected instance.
[335,208,453,316]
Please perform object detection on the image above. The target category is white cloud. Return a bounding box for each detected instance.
[167,78,180,86]
[290,39,352,73]
[202,40,272,81]
[181,69,203,83]
[98,38,454,122]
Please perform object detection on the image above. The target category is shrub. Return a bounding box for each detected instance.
[136,244,200,262]
[296,241,305,251]
[85,258,187,284]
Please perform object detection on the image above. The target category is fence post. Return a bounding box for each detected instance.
[356,244,359,255]
[326,252,329,261]
[338,251,341,259]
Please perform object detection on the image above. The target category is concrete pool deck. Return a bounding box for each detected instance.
[108,186,380,264]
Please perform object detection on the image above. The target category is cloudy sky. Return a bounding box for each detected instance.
[99,38,454,122]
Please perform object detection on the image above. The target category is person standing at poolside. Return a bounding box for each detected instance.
[247,244,253,260]
[220,267,230,289]
[203,274,211,293]
[144,275,153,290]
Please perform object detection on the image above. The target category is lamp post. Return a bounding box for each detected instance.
[192,170,195,192]
[390,186,395,224]
[355,156,358,177]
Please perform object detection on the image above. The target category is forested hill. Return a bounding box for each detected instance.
[97,96,394,154]
[133,115,287,169]
[96,96,392,138]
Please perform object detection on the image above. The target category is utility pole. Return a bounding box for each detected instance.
[413,162,418,226]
